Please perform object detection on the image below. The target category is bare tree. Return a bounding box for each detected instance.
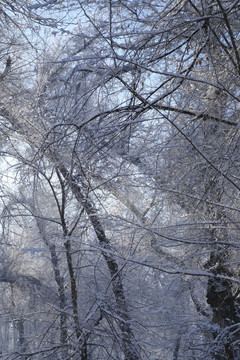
[0,1,240,360]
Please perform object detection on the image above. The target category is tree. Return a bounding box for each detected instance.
[1,1,240,359]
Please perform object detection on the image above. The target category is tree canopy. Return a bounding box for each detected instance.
[0,1,240,359]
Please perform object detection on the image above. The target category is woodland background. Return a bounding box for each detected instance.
[0,1,239,359]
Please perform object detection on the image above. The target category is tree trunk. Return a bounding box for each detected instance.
[16,319,27,359]
[58,164,140,360]
[49,244,68,347]
[34,210,88,358]
[64,238,88,360]
[34,218,69,357]
[206,209,240,360]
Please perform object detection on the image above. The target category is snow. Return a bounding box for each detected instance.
[22,248,49,255]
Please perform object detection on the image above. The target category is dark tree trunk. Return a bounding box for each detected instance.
[59,164,139,360]
[206,266,240,360]
[16,319,27,359]
[206,216,240,360]
[49,244,68,347]
[64,238,88,360]
[34,217,69,357]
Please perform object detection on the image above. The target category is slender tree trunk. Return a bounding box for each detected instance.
[173,336,181,360]
[58,164,140,360]
[16,319,27,359]
[49,244,68,347]
[34,218,69,356]
[64,237,88,360]
[34,210,87,358]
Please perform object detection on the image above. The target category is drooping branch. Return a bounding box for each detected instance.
[0,271,41,286]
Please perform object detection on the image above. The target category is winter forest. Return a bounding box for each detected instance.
[0,0,240,359]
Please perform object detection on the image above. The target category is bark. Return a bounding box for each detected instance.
[206,207,240,360]
[49,244,68,347]
[34,208,87,358]
[173,336,181,360]
[55,167,88,359]
[64,238,87,360]
[34,217,69,356]
[16,319,27,355]
[58,164,140,360]
[206,265,240,360]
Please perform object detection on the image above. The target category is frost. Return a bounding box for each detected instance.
[22,248,49,255]
[27,0,58,10]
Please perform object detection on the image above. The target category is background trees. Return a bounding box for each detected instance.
[0,0,240,359]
